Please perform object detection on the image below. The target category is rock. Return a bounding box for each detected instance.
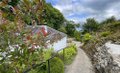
[93,44,120,73]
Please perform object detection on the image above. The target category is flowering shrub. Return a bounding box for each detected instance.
[0,22,51,73]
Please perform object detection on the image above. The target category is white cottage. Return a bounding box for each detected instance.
[26,25,67,52]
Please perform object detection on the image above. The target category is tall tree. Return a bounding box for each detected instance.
[44,3,65,29]
[83,18,99,33]
[66,21,76,36]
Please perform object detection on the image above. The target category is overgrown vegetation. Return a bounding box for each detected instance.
[83,33,92,43]
[81,16,120,73]
[44,3,65,29]
[29,57,64,73]
[100,31,111,37]
[49,57,64,73]
[0,1,79,73]
[83,18,99,33]
[0,21,54,72]
[81,16,120,44]
[0,0,65,30]
[58,44,77,64]
[74,31,81,41]
[27,45,77,73]
[0,0,66,73]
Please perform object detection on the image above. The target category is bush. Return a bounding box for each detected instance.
[83,33,92,42]
[65,45,77,60]
[29,57,64,73]
[29,63,47,73]
[74,31,81,41]
[101,31,111,37]
[59,45,77,64]
[110,21,120,28]
[0,64,14,73]
[49,57,64,73]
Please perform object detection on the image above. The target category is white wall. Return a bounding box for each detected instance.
[47,37,67,52]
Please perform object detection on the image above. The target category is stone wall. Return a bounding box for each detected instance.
[93,45,120,73]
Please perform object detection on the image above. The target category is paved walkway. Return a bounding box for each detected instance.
[65,41,94,73]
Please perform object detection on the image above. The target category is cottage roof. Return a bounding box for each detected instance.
[25,25,67,44]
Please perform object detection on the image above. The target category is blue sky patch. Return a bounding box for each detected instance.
[46,0,120,23]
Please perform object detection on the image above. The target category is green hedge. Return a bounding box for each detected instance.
[58,45,77,64]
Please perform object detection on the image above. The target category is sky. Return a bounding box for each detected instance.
[46,0,120,23]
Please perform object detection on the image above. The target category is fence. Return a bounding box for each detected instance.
[23,48,66,73]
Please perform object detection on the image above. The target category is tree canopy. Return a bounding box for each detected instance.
[0,0,65,30]
[65,21,76,36]
[44,3,65,29]
[83,18,99,33]
[101,16,116,24]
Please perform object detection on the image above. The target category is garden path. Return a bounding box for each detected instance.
[65,41,94,73]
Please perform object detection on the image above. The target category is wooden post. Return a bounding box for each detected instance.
[47,60,50,73]
[63,49,65,63]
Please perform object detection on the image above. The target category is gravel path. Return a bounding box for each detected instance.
[65,41,94,73]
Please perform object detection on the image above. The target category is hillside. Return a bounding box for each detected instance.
[82,19,120,73]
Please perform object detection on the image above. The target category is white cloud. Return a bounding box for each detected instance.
[51,0,120,23]
[54,4,73,12]
[105,2,120,19]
